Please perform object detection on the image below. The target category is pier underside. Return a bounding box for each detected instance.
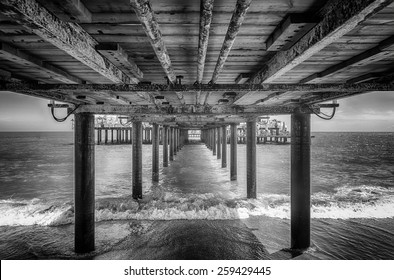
[1,0,394,256]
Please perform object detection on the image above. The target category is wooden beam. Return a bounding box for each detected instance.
[196,0,215,84]
[235,73,251,84]
[77,91,132,105]
[2,82,393,95]
[38,0,92,23]
[346,73,382,84]
[305,90,368,104]
[210,0,252,84]
[248,0,394,84]
[255,91,287,104]
[0,0,132,84]
[96,43,143,81]
[130,0,176,84]
[301,35,394,83]
[90,11,282,25]
[74,104,314,116]
[266,14,317,52]
[0,42,82,84]
[1,86,82,104]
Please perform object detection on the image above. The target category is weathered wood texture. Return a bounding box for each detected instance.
[130,0,176,84]
[0,0,132,83]
[0,0,394,128]
[0,41,81,84]
[210,0,252,84]
[266,14,317,51]
[3,82,392,93]
[196,0,215,83]
[37,0,92,23]
[300,35,394,83]
[249,0,394,84]
[96,43,143,81]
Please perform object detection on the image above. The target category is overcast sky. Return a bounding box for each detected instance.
[0,91,393,132]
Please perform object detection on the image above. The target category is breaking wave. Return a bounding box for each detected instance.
[1,185,393,226]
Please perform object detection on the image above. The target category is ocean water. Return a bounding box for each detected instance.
[0,131,393,259]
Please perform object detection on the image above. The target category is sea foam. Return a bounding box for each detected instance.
[0,185,393,226]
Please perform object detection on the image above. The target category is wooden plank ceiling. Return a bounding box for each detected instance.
[0,0,393,125]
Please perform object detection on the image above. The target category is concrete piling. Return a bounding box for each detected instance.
[152,123,159,182]
[291,112,311,250]
[132,121,143,199]
[246,120,256,199]
[230,123,237,181]
[74,113,95,253]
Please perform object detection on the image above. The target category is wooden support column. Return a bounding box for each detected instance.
[217,127,221,159]
[213,127,217,156]
[230,123,238,181]
[152,123,159,182]
[163,126,169,167]
[291,112,311,250]
[74,113,95,253]
[132,121,143,199]
[222,125,227,168]
[169,127,174,161]
[111,129,114,144]
[247,119,256,198]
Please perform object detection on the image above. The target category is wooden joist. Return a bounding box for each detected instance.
[210,0,252,84]
[255,92,287,104]
[0,0,132,84]
[248,0,394,84]
[235,73,251,84]
[347,68,394,84]
[6,87,82,104]
[346,73,384,84]
[266,14,317,52]
[96,43,143,81]
[0,41,82,84]
[81,91,132,105]
[196,0,215,84]
[301,35,394,83]
[130,0,176,84]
